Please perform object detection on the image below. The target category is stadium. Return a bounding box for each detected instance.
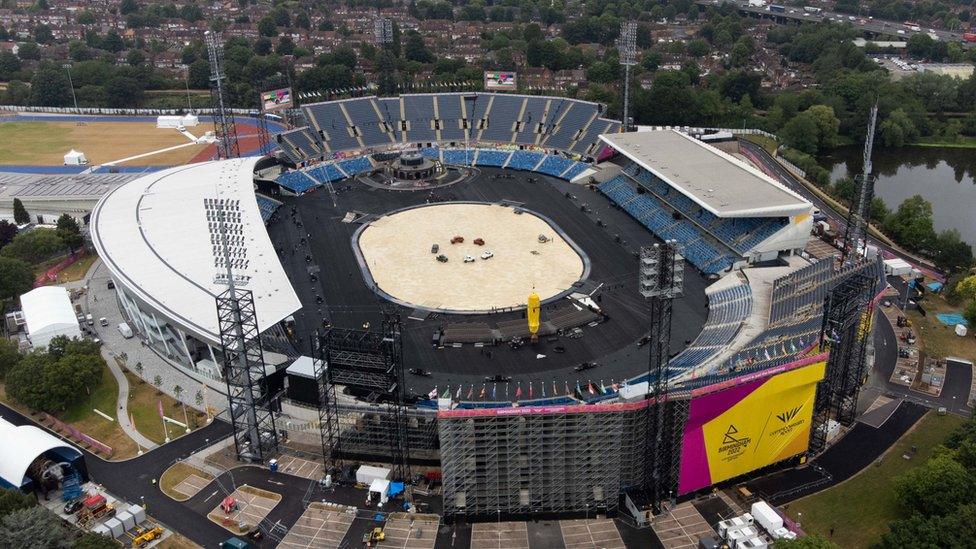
[84,91,885,522]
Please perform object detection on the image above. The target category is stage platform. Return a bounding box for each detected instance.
[267,167,710,397]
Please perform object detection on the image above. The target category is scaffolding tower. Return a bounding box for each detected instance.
[637,241,684,512]
[205,31,240,160]
[842,104,878,263]
[208,196,279,462]
[317,311,412,481]
[618,21,637,132]
[809,270,877,454]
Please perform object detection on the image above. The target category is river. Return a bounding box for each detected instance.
[820,146,976,247]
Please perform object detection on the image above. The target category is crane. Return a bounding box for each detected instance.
[841,103,878,263]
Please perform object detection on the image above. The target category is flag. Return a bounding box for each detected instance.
[479,384,486,399]
[157,400,164,419]
[491,384,496,399]
[467,385,474,399]
[442,386,451,399]
[600,380,607,394]
[428,387,438,400]
[528,382,533,399]
[576,380,582,395]
[588,381,596,395]
[565,381,571,395]
[552,380,557,396]
[515,384,522,399]
[455,386,461,399]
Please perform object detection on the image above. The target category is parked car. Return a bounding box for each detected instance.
[463,255,475,263]
[481,250,494,260]
[574,362,598,372]
[63,499,83,515]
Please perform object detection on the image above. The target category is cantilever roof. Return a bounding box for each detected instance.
[90,158,301,344]
[600,130,811,218]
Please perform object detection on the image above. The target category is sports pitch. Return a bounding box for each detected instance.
[0,121,207,166]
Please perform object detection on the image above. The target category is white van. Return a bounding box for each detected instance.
[117,322,133,339]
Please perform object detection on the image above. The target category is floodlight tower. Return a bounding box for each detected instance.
[618,21,638,132]
[638,241,684,511]
[205,31,240,159]
[374,17,394,46]
[841,104,878,263]
[207,189,279,462]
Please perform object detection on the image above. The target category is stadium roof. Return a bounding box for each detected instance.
[19,286,81,349]
[0,172,137,201]
[90,158,301,344]
[599,131,811,218]
[0,417,81,489]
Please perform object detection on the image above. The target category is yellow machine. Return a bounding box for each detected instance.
[133,526,164,547]
[527,292,541,340]
[364,527,386,546]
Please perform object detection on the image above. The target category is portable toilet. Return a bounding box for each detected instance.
[269,459,278,472]
[91,524,111,538]
[104,517,125,539]
[126,504,146,524]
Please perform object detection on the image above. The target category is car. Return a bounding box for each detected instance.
[882,299,892,308]
[481,250,494,260]
[63,500,83,515]
[431,244,439,253]
[637,335,651,347]
[436,254,448,263]
[574,362,598,372]
[552,346,566,353]
[463,255,475,263]
[99,317,109,327]
[409,368,432,377]
[484,374,512,383]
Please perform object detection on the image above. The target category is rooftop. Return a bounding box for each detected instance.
[0,172,138,201]
[90,158,301,344]
[599,131,812,218]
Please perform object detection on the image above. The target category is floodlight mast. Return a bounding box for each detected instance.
[618,22,638,133]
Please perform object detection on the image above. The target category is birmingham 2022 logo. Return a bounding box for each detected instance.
[771,404,806,438]
[717,424,752,461]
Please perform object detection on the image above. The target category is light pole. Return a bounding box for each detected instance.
[63,64,79,114]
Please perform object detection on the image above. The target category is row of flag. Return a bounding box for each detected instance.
[296,80,485,101]
[427,379,622,402]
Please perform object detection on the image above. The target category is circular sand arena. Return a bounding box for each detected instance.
[354,202,589,314]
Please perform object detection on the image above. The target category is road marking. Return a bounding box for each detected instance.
[204,490,219,502]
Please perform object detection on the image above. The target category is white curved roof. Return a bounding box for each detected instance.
[20,286,81,348]
[90,158,301,344]
[0,417,81,487]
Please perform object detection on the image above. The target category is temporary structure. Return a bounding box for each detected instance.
[63,149,88,165]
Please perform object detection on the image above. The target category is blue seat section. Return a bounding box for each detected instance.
[305,163,345,183]
[515,97,554,144]
[337,156,372,175]
[303,102,360,152]
[276,170,319,193]
[443,149,475,166]
[434,94,465,142]
[508,150,544,171]
[401,95,437,143]
[475,149,511,167]
[481,95,522,143]
[341,97,391,148]
[545,102,598,151]
[570,119,614,156]
[597,175,735,274]
[561,161,589,180]
[420,147,441,160]
[665,284,753,375]
[276,127,321,163]
[255,194,282,222]
[535,155,573,177]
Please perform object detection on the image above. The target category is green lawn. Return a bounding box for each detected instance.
[56,362,138,458]
[787,412,965,548]
[914,136,976,149]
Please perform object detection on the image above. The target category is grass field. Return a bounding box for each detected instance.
[33,254,98,285]
[906,295,976,364]
[123,369,203,444]
[787,412,965,548]
[0,121,206,166]
[160,461,213,502]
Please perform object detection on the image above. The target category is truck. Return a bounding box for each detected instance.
[750,500,784,534]
[768,3,785,12]
[803,6,821,13]
[118,322,133,339]
[132,526,164,547]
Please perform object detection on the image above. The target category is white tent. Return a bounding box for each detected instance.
[63,149,88,166]
[0,417,82,488]
[20,286,81,349]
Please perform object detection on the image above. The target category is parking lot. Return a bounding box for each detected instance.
[276,502,356,548]
[651,502,715,549]
[470,521,529,549]
[274,454,322,480]
[206,485,280,534]
[559,519,626,549]
[172,474,211,499]
[375,513,439,549]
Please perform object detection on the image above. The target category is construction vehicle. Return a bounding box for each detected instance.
[75,494,114,528]
[133,526,164,547]
[363,527,386,546]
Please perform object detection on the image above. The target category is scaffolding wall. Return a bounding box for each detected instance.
[438,400,671,519]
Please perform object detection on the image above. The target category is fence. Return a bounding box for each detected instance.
[41,412,113,457]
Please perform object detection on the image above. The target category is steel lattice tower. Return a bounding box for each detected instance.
[208,197,278,461]
[205,31,240,159]
[618,22,637,132]
[809,271,876,454]
[638,241,683,511]
[842,104,878,263]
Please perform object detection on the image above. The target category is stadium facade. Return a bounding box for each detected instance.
[83,92,887,521]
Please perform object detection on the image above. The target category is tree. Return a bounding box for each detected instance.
[0,51,21,80]
[0,257,33,302]
[275,36,295,56]
[17,42,40,61]
[105,76,144,107]
[119,0,138,14]
[126,49,145,67]
[29,65,72,107]
[0,219,16,248]
[0,488,36,519]
[76,10,94,24]
[885,195,937,253]
[173,384,183,404]
[134,361,143,379]
[775,535,839,548]
[879,108,919,148]
[258,16,277,37]
[404,32,434,63]
[0,229,64,263]
[100,29,124,53]
[687,39,710,58]
[0,506,68,549]
[780,114,820,155]
[73,532,119,549]
[33,24,53,44]
[933,229,974,275]
[895,453,976,516]
[12,198,28,225]
[55,214,83,252]
[195,390,203,407]
[153,374,163,394]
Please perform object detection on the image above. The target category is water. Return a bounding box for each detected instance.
[820,147,976,246]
